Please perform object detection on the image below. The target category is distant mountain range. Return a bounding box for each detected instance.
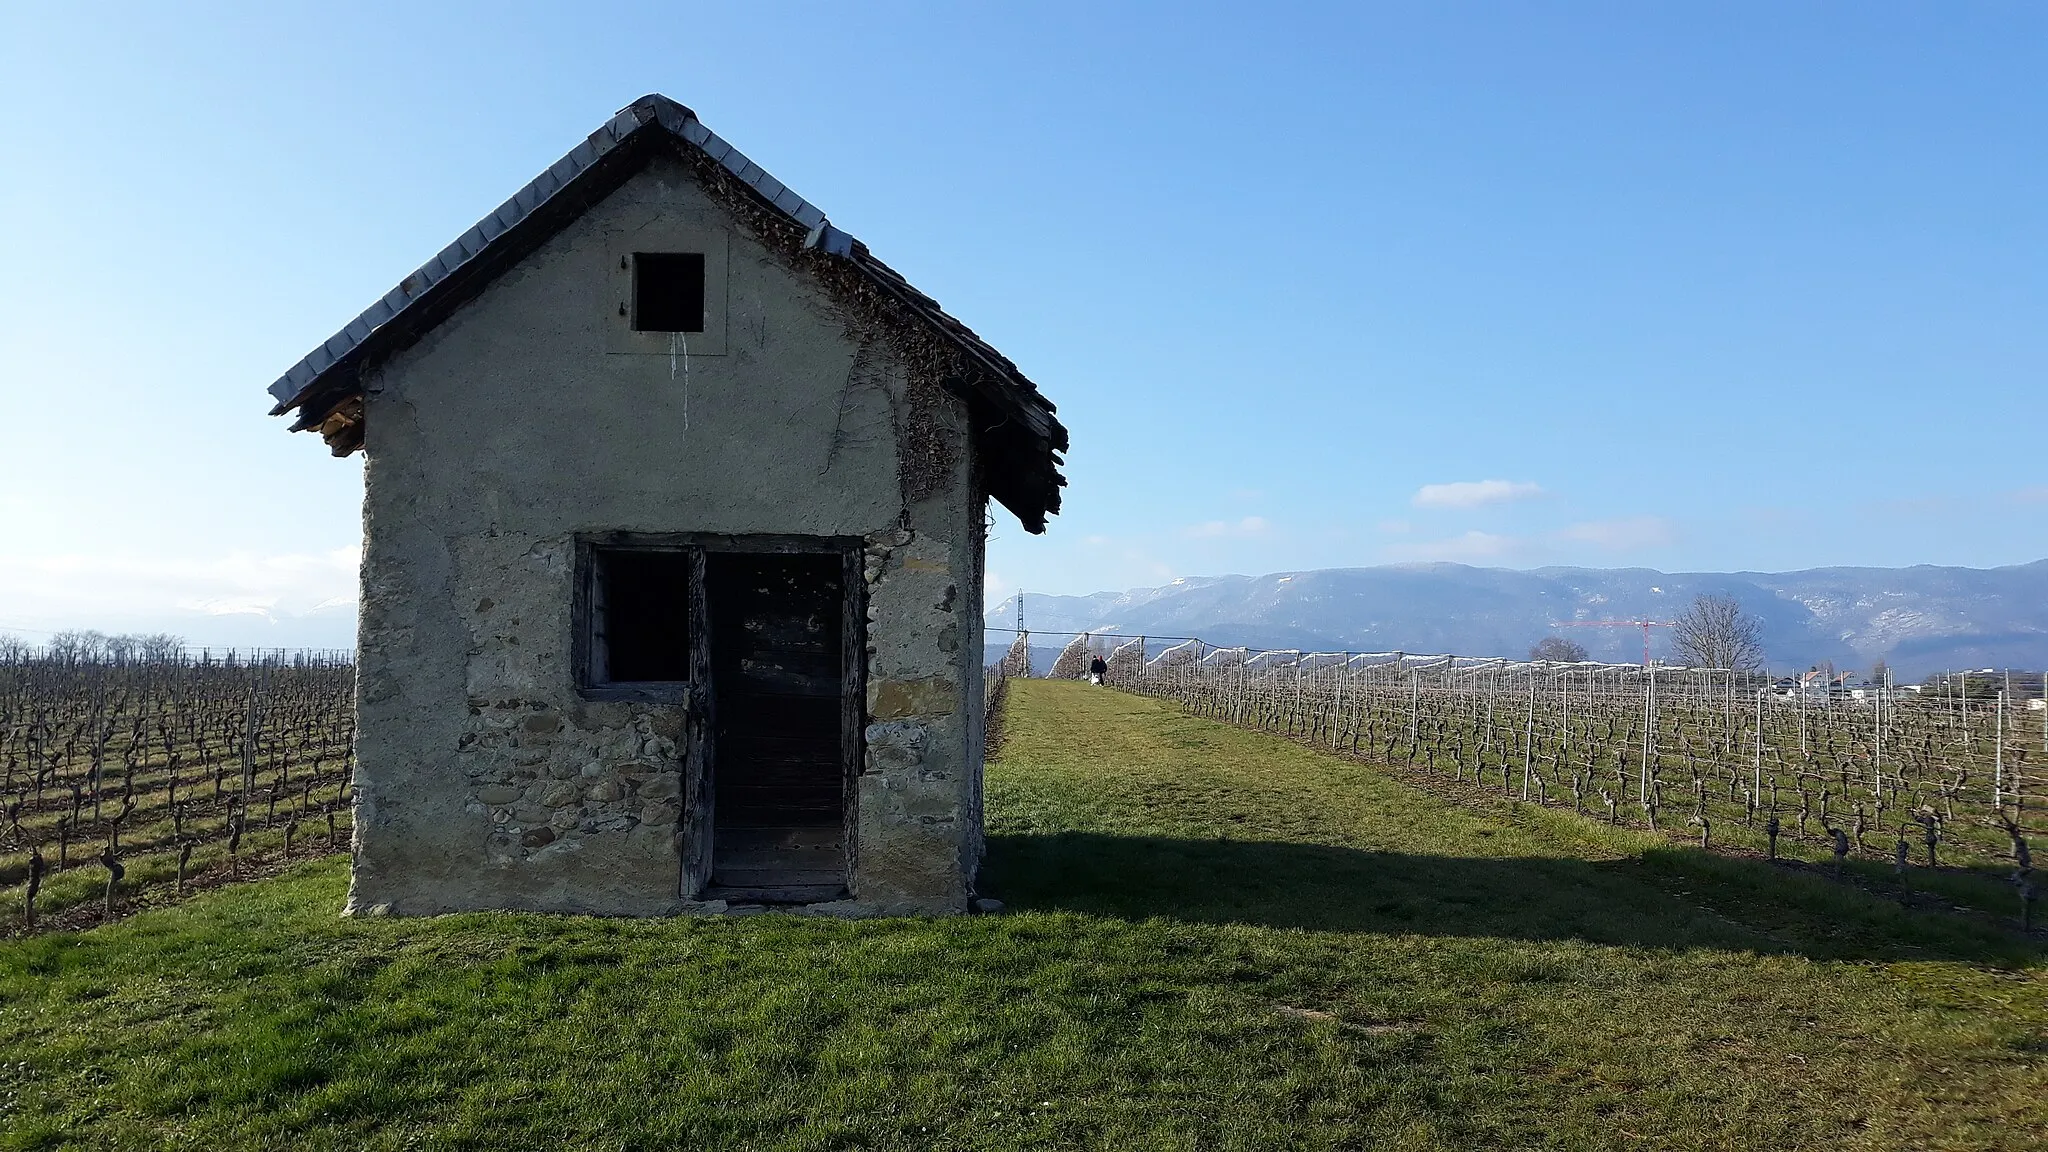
[984,561,2048,679]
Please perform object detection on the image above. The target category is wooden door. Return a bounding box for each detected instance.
[703,551,848,901]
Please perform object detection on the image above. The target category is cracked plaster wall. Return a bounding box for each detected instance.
[349,157,985,916]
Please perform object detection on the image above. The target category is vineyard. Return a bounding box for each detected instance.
[10,629,2044,934]
[0,653,354,933]
[1005,631,2045,927]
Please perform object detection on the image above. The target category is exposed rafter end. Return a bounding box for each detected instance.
[319,398,365,457]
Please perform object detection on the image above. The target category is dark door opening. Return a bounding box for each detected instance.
[705,552,848,901]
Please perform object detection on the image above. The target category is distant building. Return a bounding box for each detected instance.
[1921,669,2047,703]
[265,96,1067,916]
[1772,670,1850,701]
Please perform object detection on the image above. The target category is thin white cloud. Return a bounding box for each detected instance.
[1412,480,1544,509]
[983,568,1014,610]
[1384,531,1522,563]
[1183,516,1271,539]
[0,548,361,628]
[1556,517,1673,551]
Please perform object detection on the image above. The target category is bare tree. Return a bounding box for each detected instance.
[1529,636,1589,663]
[104,634,138,665]
[22,630,185,666]
[133,634,188,664]
[1672,593,1765,671]
[47,630,109,665]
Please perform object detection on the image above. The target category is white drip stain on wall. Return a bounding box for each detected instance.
[669,330,691,440]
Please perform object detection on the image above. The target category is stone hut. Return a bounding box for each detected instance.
[265,95,1067,916]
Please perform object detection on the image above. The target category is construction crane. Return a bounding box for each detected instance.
[1550,619,1676,668]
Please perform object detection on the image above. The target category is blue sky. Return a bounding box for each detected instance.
[2,2,2043,649]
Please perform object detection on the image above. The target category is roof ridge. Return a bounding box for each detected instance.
[264,94,1065,528]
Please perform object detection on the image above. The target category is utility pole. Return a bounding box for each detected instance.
[1550,620,1677,668]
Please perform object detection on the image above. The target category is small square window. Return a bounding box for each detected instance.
[632,252,705,333]
[589,548,692,684]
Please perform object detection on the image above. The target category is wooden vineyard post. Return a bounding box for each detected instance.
[1753,688,1764,807]
[240,671,262,807]
[1330,656,1344,750]
[24,848,45,929]
[2008,820,2037,930]
[1521,674,1535,802]
[2037,685,2047,820]
[1994,691,2006,813]
[100,844,123,921]
[1408,666,1419,751]
[1642,669,1655,804]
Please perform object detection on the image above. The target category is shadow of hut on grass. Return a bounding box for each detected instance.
[979,831,2045,967]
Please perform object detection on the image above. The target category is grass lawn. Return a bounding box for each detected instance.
[1,679,2044,1150]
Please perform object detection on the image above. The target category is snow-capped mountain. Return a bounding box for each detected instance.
[985,561,2048,677]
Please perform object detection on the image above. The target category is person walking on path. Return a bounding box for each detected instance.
[1088,655,1107,685]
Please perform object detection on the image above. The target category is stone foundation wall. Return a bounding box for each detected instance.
[462,701,683,862]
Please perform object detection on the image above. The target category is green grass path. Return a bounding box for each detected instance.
[0,680,2043,1150]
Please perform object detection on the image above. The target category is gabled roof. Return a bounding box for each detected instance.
[267,94,1066,532]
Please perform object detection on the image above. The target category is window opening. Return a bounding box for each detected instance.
[592,548,692,682]
[632,252,706,333]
